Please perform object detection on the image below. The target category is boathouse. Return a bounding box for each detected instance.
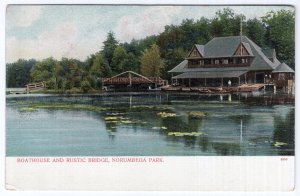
[169,36,294,91]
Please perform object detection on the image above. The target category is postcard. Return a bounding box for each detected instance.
[4,2,295,191]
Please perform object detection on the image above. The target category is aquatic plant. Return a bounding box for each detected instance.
[120,120,133,124]
[131,105,174,111]
[167,132,203,137]
[274,141,288,147]
[16,101,111,112]
[105,116,128,121]
[157,112,177,118]
[187,111,206,119]
[19,107,36,112]
[151,126,167,130]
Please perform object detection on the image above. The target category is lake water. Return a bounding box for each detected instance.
[6,92,294,156]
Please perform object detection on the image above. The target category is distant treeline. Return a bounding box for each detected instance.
[6,8,295,91]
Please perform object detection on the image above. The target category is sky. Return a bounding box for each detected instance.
[5,5,294,63]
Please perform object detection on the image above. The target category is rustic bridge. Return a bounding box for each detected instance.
[26,81,46,92]
[101,71,168,88]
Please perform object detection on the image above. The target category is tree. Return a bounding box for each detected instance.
[53,62,64,89]
[81,80,92,92]
[102,31,118,68]
[245,18,266,47]
[6,59,36,88]
[122,52,139,72]
[210,8,245,37]
[30,57,56,84]
[140,44,164,77]
[162,48,187,80]
[111,45,127,74]
[262,10,295,69]
[89,52,107,87]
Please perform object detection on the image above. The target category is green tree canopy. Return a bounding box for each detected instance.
[140,44,164,77]
[245,18,266,47]
[262,9,295,69]
[102,31,118,67]
[111,45,127,74]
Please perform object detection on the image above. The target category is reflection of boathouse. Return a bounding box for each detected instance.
[169,36,294,91]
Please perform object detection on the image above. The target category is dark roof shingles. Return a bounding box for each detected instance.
[169,36,281,73]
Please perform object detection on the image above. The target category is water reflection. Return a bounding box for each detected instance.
[6,92,295,156]
[212,142,241,156]
[273,109,295,155]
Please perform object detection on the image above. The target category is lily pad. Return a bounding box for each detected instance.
[157,112,177,118]
[274,141,288,147]
[168,132,203,137]
[120,120,133,124]
[187,111,206,119]
[20,107,36,112]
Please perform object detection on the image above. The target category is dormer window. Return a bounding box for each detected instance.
[241,58,248,64]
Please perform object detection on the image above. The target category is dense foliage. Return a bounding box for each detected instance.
[6,8,295,91]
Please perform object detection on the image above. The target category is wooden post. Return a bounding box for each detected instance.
[238,77,240,85]
[205,78,207,87]
[189,78,191,87]
[240,119,243,143]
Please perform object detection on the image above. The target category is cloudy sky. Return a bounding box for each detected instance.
[6,5,294,63]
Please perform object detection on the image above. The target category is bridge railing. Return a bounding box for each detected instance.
[26,81,46,92]
[102,77,167,86]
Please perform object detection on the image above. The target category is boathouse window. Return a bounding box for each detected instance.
[241,58,248,64]
[200,60,204,65]
[228,58,234,64]
[191,60,198,65]
[278,73,285,80]
[215,59,219,64]
[223,59,228,64]
[193,50,198,56]
[204,59,210,65]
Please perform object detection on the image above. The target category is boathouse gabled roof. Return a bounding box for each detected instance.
[169,36,283,73]
[195,44,204,56]
[272,62,294,73]
[204,37,254,58]
[242,42,253,56]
